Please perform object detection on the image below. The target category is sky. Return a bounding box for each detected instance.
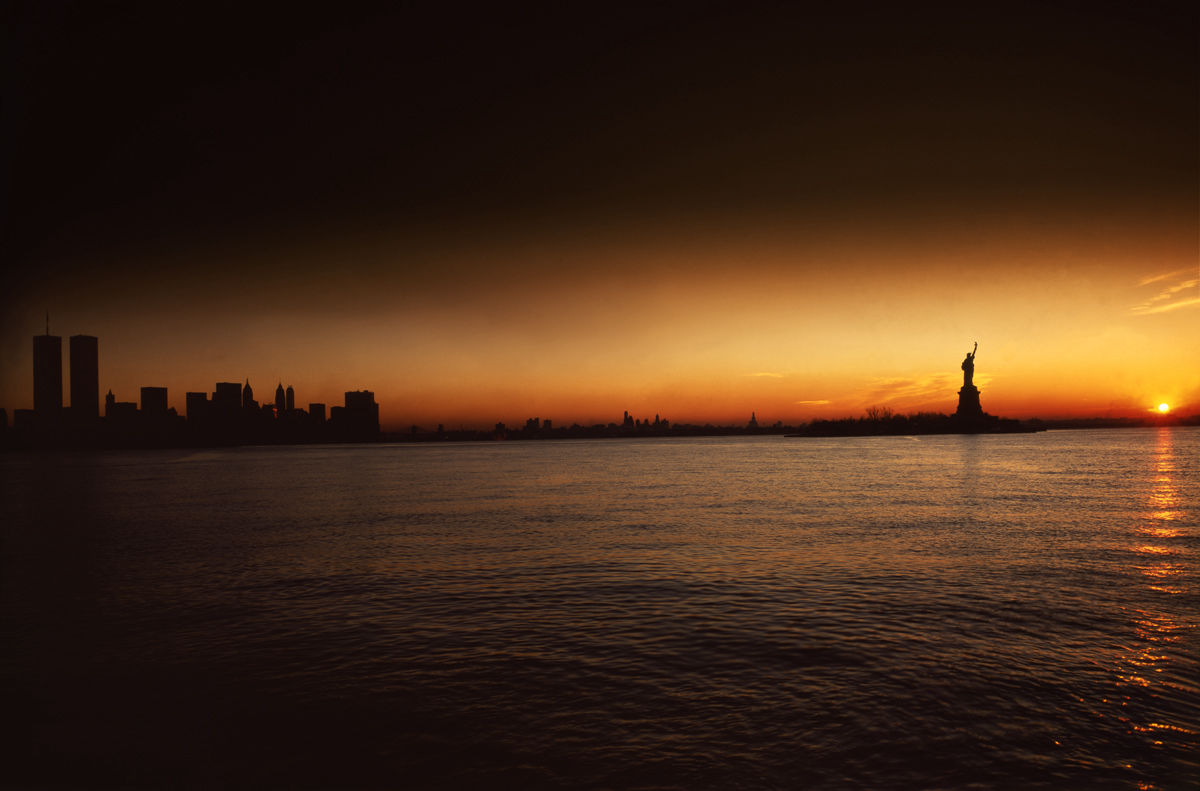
[3,1,1197,429]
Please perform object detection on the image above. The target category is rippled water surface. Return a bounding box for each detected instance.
[3,429,1198,789]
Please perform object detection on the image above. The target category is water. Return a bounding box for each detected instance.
[2,429,1197,789]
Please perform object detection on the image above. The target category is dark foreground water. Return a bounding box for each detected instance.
[2,429,1197,789]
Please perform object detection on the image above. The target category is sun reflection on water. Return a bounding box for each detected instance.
[1131,432,1188,594]
[1110,428,1198,775]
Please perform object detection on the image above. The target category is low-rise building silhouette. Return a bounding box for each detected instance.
[105,390,138,423]
[331,390,379,440]
[213,382,241,409]
[186,392,209,423]
[140,387,168,416]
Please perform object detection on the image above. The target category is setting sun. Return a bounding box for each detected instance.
[1157,403,1171,413]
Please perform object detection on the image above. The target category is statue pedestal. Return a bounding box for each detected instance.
[956,385,983,419]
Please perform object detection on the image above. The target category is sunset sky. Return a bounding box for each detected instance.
[4,2,1197,429]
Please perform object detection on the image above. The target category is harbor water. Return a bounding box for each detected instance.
[2,429,1197,789]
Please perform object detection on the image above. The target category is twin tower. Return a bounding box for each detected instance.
[32,322,98,421]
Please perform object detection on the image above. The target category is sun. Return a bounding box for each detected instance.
[1157,403,1170,414]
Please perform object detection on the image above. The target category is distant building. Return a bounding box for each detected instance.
[332,390,379,439]
[105,390,137,422]
[185,392,209,423]
[108,402,138,422]
[285,385,295,412]
[69,335,99,420]
[213,382,241,409]
[212,382,242,425]
[33,332,62,418]
[140,387,168,415]
[308,403,326,422]
[242,380,255,410]
[274,383,285,415]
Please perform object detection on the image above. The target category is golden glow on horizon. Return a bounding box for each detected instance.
[3,217,1197,428]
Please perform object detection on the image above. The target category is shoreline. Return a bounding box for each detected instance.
[3,417,1196,452]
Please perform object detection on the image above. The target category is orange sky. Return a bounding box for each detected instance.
[3,206,1196,430]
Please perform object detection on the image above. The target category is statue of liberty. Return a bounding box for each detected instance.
[961,342,977,388]
[956,341,983,419]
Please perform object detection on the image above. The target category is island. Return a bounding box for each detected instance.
[787,343,1044,437]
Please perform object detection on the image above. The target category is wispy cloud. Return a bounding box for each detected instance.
[1131,270,1200,316]
[1133,295,1200,316]
[746,372,784,378]
[1139,268,1195,287]
[860,373,973,405]
[794,399,830,405]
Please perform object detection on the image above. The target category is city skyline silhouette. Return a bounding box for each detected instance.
[7,324,1195,449]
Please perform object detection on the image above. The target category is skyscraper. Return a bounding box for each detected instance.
[33,329,62,418]
[69,335,99,420]
[275,383,285,414]
[285,385,295,412]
